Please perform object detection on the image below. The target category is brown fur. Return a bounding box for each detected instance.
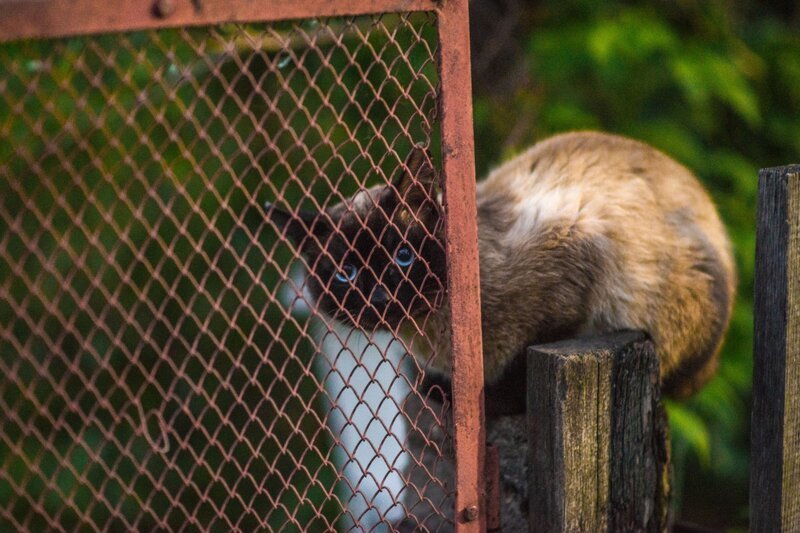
[405,131,736,398]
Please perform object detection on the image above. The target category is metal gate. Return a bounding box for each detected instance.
[0,1,484,530]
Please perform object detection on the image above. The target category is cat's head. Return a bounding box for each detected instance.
[265,147,446,330]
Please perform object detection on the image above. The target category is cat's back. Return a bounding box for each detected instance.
[477,131,732,271]
[479,131,717,229]
[475,131,736,397]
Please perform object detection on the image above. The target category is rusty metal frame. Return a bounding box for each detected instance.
[0,0,435,42]
[436,2,485,530]
[0,0,485,530]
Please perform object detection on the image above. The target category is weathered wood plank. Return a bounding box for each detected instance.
[752,165,800,531]
[527,331,669,532]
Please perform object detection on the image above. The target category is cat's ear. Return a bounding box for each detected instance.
[263,201,329,249]
[392,145,438,208]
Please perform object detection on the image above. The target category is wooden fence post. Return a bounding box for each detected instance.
[527,331,669,532]
[752,165,800,531]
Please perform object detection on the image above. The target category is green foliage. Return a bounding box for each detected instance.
[472,1,800,525]
[3,2,796,527]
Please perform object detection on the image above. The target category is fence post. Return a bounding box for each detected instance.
[752,165,800,531]
[437,1,485,530]
[527,331,669,532]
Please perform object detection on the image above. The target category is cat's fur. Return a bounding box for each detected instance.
[266,131,736,401]
[265,147,447,331]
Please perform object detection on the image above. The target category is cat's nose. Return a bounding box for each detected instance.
[370,286,389,305]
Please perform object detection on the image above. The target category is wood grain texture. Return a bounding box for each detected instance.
[785,170,800,527]
[752,165,800,531]
[527,331,669,532]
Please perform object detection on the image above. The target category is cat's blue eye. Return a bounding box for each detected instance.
[334,263,358,284]
[394,246,415,268]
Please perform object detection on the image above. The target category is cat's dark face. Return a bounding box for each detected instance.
[265,148,446,330]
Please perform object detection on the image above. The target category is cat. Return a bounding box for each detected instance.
[264,147,447,331]
[264,131,736,410]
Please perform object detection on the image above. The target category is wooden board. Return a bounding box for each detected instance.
[527,331,669,532]
[752,165,800,531]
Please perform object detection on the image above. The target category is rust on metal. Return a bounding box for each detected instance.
[0,0,438,43]
[437,1,486,531]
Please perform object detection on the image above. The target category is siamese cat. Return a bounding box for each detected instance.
[265,131,736,410]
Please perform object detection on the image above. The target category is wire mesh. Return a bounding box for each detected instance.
[0,12,456,531]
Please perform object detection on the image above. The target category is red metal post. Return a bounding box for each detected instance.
[1,0,487,529]
[437,1,486,530]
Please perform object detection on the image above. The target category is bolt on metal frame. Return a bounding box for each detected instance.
[0,0,484,530]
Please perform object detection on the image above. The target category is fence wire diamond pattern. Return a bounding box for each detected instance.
[0,13,456,531]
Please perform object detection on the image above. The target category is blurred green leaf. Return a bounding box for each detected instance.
[665,401,712,467]
[670,48,761,126]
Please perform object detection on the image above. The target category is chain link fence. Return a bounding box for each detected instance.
[0,5,482,529]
